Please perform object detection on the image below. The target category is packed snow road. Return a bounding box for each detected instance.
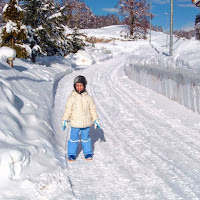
[53,53,200,200]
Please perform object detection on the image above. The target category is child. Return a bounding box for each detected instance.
[62,75,101,162]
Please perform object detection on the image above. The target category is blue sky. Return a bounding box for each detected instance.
[84,0,200,31]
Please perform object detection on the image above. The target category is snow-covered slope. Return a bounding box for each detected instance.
[81,25,130,40]
[1,25,200,199]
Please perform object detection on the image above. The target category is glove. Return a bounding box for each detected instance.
[62,120,70,131]
[94,119,101,129]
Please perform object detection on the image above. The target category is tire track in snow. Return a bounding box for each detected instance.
[114,61,200,199]
[85,56,200,199]
[87,59,182,199]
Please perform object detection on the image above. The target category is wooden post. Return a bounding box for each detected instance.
[92,38,95,48]
[92,42,95,48]
[7,57,14,68]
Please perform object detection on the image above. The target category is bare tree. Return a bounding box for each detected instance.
[174,30,195,39]
[152,25,163,32]
[116,0,150,36]
[61,0,95,28]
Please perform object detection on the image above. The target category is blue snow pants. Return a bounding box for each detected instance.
[68,127,92,156]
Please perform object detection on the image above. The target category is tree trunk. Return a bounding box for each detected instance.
[130,13,136,36]
[31,53,36,63]
[11,37,14,47]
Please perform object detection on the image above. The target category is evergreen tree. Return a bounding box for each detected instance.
[23,0,69,61]
[23,0,43,62]
[36,0,68,56]
[1,0,28,58]
[66,27,85,54]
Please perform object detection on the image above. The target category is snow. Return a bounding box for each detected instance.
[49,12,62,20]
[65,49,112,66]
[3,2,23,13]
[123,31,200,113]
[0,46,16,61]
[1,25,200,199]
[14,4,23,12]
[3,4,8,13]
[81,25,130,40]
[5,20,18,34]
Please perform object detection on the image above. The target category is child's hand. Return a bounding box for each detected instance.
[62,120,70,131]
[94,119,101,129]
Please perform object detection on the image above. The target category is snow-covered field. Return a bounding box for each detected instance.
[1,25,200,199]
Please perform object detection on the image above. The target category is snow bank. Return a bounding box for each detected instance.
[65,48,112,66]
[65,50,95,65]
[0,46,16,62]
[124,33,200,114]
[125,60,200,113]
[0,56,73,198]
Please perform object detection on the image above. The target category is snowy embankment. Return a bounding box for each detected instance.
[124,31,200,114]
[0,56,74,197]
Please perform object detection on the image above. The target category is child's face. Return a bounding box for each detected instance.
[75,83,84,93]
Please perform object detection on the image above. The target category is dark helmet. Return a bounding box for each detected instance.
[74,75,87,93]
[74,75,87,86]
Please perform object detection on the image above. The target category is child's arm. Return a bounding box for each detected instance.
[89,97,98,122]
[62,96,73,123]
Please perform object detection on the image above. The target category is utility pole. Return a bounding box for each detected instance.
[149,0,152,45]
[165,13,168,50]
[169,0,174,56]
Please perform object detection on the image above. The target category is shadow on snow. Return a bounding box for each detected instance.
[77,125,106,157]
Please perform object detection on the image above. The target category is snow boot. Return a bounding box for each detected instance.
[68,155,76,162]
[85,154,93,160]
